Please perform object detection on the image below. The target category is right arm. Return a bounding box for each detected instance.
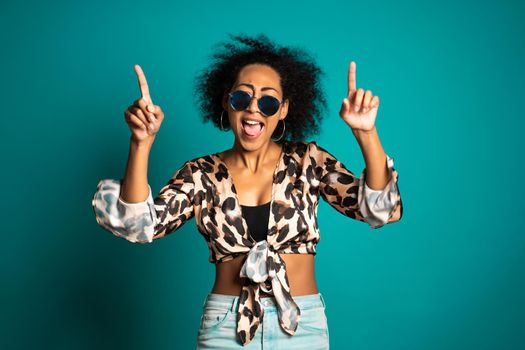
[120,137,155,204]
[120,64,160,203]
[91,64,195,243]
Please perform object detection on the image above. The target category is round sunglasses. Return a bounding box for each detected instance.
[228,90,283,117]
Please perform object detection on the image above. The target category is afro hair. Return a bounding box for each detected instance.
[193,33,328,142]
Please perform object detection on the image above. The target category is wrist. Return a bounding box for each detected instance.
[130,136,155,150]
[352,125,377,140]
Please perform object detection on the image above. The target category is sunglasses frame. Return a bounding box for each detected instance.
[228,90,284,117]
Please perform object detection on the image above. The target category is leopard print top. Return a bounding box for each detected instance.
[92,140,403,346]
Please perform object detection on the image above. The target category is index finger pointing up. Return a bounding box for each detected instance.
[134,64,152,104]
[348,61,357,94]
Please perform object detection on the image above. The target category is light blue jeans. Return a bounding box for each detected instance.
[196,292,330,349]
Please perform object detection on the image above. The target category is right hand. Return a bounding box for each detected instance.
[124,64,165,144]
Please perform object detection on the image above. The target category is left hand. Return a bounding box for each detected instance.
[339,61,379,132]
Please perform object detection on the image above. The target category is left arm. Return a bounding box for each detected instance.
[352,126,390,190]
[340,61,392,191]
[331,60,403,227]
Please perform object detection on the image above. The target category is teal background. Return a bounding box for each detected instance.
[1,0,524,349]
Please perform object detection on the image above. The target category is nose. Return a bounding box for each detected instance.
[246,94,260,114]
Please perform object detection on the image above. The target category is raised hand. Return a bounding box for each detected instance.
[339,61,379,132]
[124,64,165,143]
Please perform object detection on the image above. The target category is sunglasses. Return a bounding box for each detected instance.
[228,90,283,117]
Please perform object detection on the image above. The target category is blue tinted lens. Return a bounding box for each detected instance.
[258,96,281,116]
[229,90,281,116]
[229,91,251,111]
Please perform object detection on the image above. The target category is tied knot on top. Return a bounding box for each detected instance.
[236,240,301,346]
[240,240,279,286]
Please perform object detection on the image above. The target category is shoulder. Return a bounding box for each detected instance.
[183,151,225,177]
[280,140,336,166]
[285,140,331,159]
[283,140,311,158]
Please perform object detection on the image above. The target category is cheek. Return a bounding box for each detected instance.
[268,118,281,131]
[228,113,241,129]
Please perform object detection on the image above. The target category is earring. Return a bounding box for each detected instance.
[220,110,226,131]
[271,119,286,141]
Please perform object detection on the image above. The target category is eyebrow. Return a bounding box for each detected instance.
[235,83,279,93]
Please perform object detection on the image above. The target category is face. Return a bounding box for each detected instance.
[222,64,289,150]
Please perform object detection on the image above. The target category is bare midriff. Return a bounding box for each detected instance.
[211,253,318,297]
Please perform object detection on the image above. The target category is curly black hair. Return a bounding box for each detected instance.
[193,33,328,142]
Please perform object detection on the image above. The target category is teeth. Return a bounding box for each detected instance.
[244,120,261,125]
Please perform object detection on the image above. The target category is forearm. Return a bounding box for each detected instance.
[120,136,155,203]
[352,126,389,190]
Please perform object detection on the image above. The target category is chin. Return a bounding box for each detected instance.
[236,133,270,150]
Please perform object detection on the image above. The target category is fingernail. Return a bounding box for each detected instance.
[147,105,154,112]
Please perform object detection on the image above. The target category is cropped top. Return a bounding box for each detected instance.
[241,201,271,242]
[91,140,403,346]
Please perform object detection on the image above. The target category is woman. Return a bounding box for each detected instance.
[92,33,403,349]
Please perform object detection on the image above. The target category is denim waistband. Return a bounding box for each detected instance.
[202,292,327,312]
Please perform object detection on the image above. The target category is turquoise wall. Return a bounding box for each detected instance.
[1,0,524,349]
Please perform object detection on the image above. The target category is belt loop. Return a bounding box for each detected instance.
[319,293,327,308]
[230,295,238,312]
[202,293,210,308]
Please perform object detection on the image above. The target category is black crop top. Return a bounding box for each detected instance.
[240,201,271,242]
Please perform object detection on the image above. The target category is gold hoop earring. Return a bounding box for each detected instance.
[271,119,286,141]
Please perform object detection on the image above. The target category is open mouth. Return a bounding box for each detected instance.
[241,119,265,139]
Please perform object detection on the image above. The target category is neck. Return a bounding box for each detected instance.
[227,139,282,173]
